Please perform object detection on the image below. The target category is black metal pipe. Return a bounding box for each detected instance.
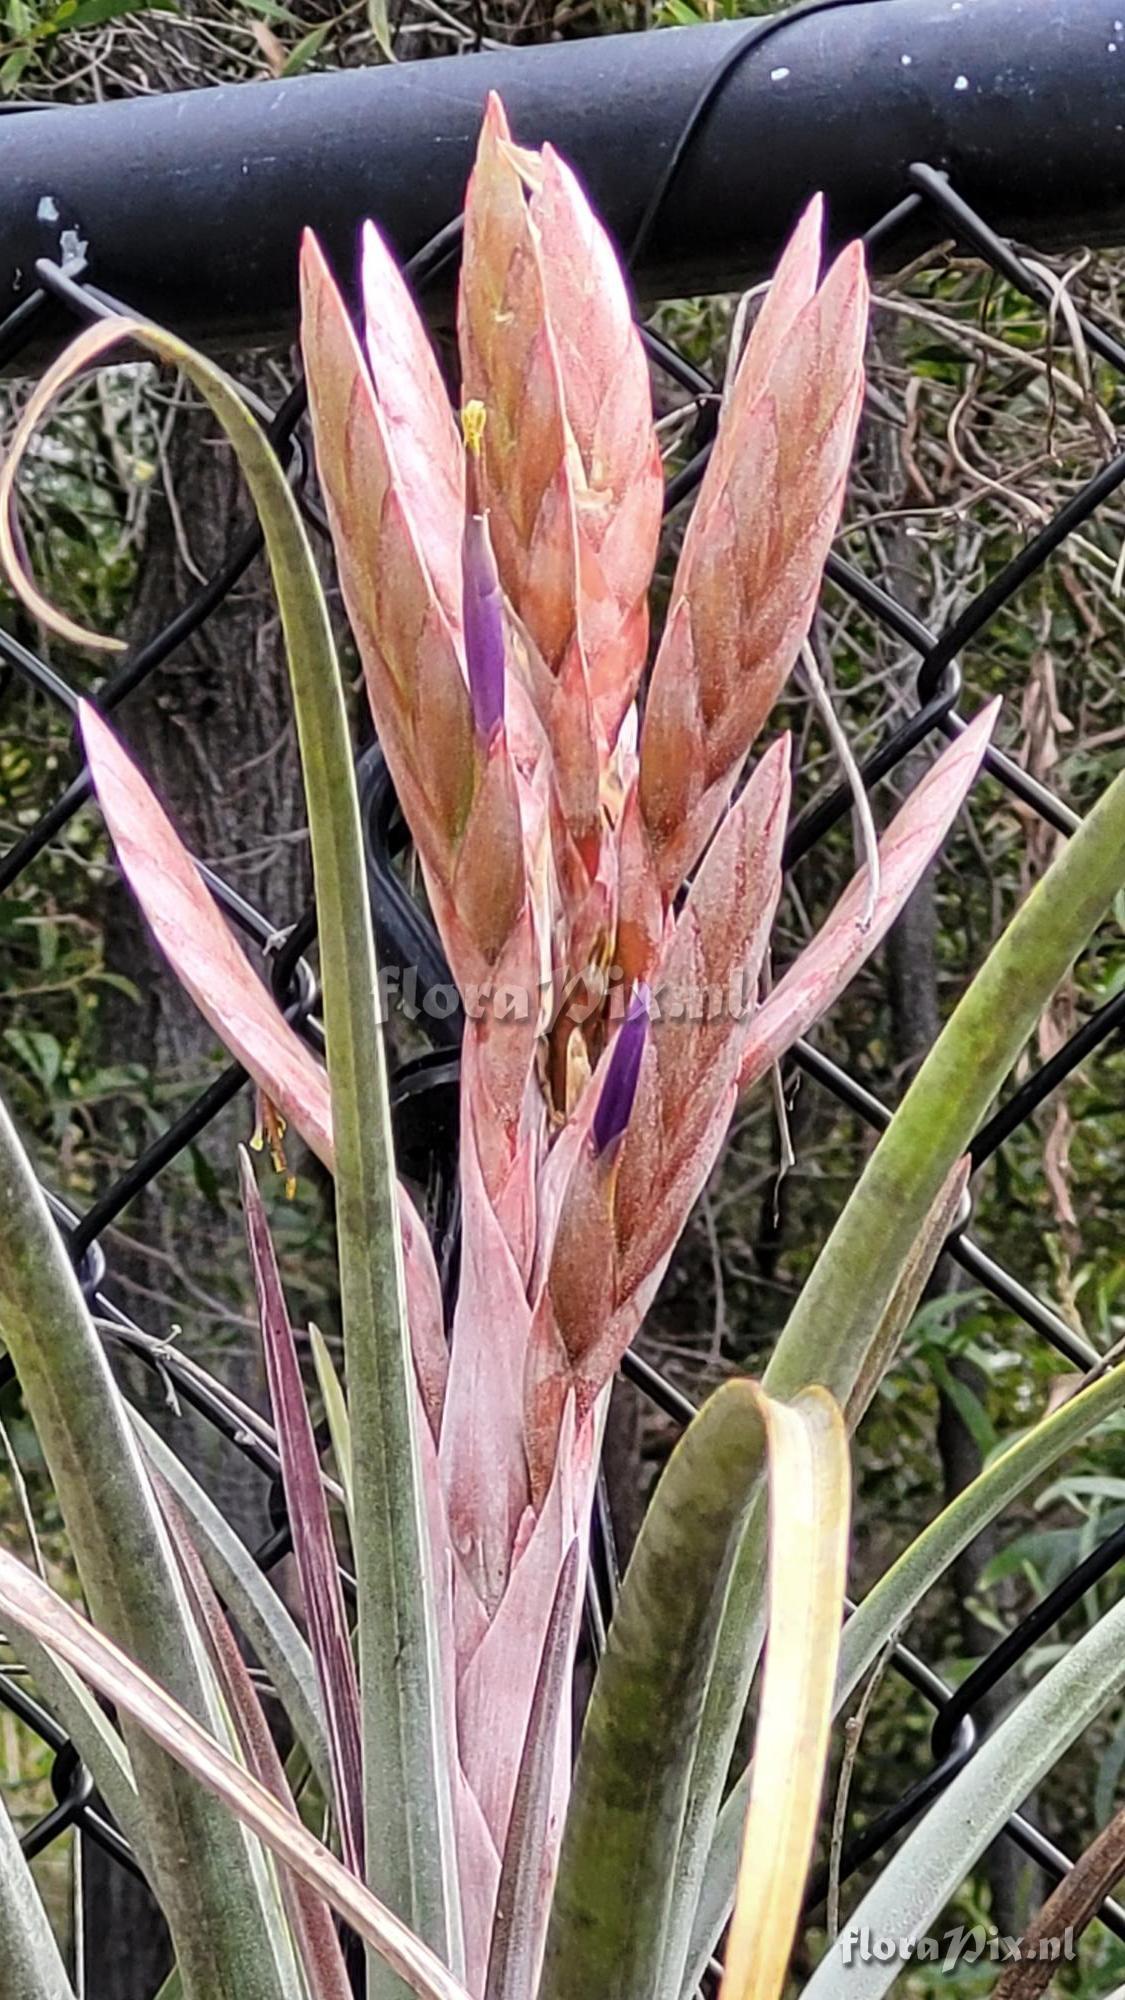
[2,0,1124,365]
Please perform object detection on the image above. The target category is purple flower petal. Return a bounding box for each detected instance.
[592,983,650,1160]
[461,400,505,743]
[462,508,506,743]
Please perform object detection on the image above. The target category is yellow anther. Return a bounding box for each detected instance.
[252,1092,296,1197]
[461,399,487,457]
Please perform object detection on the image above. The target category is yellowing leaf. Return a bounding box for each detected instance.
[310,1323,354,1536]
[720,1388,850,2000]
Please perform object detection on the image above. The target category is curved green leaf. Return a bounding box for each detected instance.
[688,1351,1125,1990]
[0,1792,75,2000]
[838,1360,1125,1709]
[132,1411,333,1802]
[803,1584,1125,2000]
[766,763,1125,1403]
[0,311,461,1990]
[541,1379,769,2000]
[665,760,1125,1997]
[0,1094,296,2000]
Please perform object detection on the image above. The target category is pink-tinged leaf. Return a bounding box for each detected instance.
[413,1374,488,1930]
[398,1196,448,1439]
[239,1150,365,1881]
[738,702,1000,1093]
[443,804,549,1286]
[80,700,333,1166]
[453,1763,502,2000]
[158,1476,353,2000]
[449,732,529,977]
[524,144,663,739]
[526,1206,614,1509]
[81,700,449,1421]
[458,97,608,895]
[361,219,464,635]
[301,239,470,874]
[413,1377,496,1981]
[0,1549,472,2000]
[485,1540,581,2000]
[521,1017,627,1502]
[640,235,868,900]
[613,778,669,992]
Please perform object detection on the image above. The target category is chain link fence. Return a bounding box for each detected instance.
[2,11,1125,1985]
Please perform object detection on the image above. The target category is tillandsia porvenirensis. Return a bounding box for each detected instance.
[0,93,1000,1993]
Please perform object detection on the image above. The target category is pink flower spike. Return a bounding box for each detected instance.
[592,983,650,1160]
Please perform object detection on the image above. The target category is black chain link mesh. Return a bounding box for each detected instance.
[2,12,1125,1981]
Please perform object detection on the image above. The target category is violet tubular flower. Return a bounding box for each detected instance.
[592,982,650,1161]
[461,400,506,744]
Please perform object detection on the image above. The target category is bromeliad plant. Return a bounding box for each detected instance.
[3,91,1125,2000]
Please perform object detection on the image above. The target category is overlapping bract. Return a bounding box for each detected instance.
[71,95,998,1986]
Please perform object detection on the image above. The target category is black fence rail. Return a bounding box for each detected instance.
[2,5,1125,1987]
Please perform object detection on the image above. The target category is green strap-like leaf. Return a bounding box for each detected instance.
[0,1093,298,2000]
[540,1380,769,2000]
[802,1584,1125,2000]
[0,1792,76,2000]
[0,312,460,1994]
[687,1351,1125,1990]
[133,1411,334,1803]
[0,1548,471,2000]
[311,1324,355,1536]
[6,1627,150,1873]
[137,321,462,1994]
[767,764,1125,1403]
[662,762,1125,1997]
[838,1358,1125,1705]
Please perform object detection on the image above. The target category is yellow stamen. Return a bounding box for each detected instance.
[564,1024,592,1117]
[461,399,487,458]
[252,1092,297,1199]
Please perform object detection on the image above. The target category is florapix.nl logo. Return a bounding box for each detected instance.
[838,1924,1077,1973]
